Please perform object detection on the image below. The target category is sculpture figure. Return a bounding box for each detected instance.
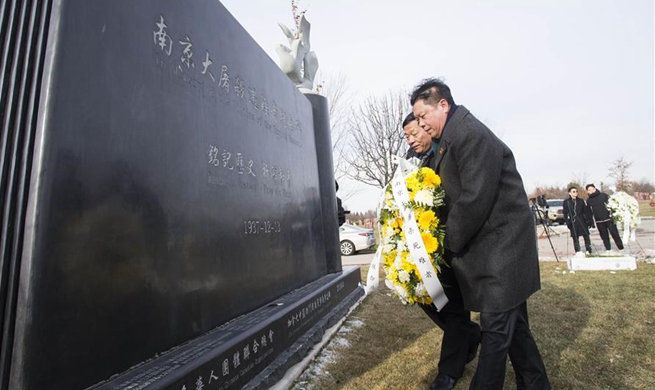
[276,15,318,93]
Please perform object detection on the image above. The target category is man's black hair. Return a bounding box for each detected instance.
[568,186,578,192]
[402,112,416,128]
[585,183,596,190]
[410,78,455,106]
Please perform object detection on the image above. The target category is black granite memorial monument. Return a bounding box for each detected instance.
[0,1,363,389]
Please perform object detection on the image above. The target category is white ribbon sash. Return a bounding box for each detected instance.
[620,210,637,243]
[364,157,448,311]
[364,246,383,296]
[622,211,631,244]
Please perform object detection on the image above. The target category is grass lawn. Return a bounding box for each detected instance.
[638,200,655,217]
[296,262,655,390]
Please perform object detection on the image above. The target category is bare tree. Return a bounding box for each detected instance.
[608,156,633,193]
[529,185,568,200]
[598,181,612,194]
[631,178,655,193]
[313,71,365,202]
[342,90,409,188]
[314,72,351,133]
[570,171,590,188]
[314,71,353,176]
[290,0,306,37]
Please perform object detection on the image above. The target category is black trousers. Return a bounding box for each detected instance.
[571,234,592,253]
[419,263,481,379]
[469,302,550,390]
[596,220,624,250]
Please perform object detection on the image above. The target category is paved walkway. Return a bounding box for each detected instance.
[342,218,655,266]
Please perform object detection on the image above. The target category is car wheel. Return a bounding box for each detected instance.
[340,240,355,256]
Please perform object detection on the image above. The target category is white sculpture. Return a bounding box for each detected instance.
[276,15,318,93]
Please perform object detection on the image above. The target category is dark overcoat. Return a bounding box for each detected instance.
[562,197,592,237]
[585,191,611,222]
[428,106,541,312]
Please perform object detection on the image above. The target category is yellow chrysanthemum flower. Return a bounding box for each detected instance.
[383,249,397,267]
[407,260,419,275]
[420,168,441,188]
[421,232,439,253]
[388,269,398,282]
[401,262,416,278]
[417,296,433,305]
[417,210,436,231]
[405,175,419,192]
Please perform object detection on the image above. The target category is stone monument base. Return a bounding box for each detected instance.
[567,256,637,271]
[93,267,364,390]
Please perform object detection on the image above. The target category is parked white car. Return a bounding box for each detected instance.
[339,224,376,256]
[546,199,565,225]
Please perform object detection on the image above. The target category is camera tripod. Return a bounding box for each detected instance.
[532,202,560,262]
[537,213,560,239]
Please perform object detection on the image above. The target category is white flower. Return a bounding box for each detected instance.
[383,244,395,253]
[607,191,641,230]
[414,189,434,207]
[414,282,427,297]
[407,157,421,168]
[398,270,410,283]
[395,284,409,300]
[394,252,404,268]
[404,161,419,174]
[383,228,395,244]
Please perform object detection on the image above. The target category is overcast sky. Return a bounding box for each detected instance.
[221,0,654,212]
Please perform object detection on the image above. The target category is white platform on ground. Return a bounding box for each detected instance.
[567,256,637,271]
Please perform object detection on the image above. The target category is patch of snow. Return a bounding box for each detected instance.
[347,318,365,328]
[329,336,350,348]
[290,319,364,389]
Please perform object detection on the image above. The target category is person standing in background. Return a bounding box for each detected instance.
[563,187,593,254]
[585,184,624,252]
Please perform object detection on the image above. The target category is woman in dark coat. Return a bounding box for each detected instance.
[562,187,593,253]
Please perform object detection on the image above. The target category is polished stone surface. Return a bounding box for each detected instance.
[0,1,53,388]
[10,1,341,389]
[93,267,363,390]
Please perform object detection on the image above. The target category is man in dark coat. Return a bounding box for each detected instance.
[585,183,624,251]
[411,78,550,390]
[403,113,481,390]
[335,181,346,226]
[562,187,593,253]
